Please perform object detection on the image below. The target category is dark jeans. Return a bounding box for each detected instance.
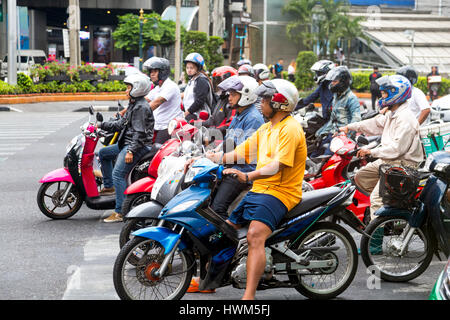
[211,175,249,219]
[370,90,381,111]
[98,144,151,213]
[154,129,171,145]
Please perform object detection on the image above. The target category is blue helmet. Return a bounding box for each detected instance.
[376,75,412,108]
[184,52,205,71]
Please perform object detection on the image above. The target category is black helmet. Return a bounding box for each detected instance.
[143,57,171,84]
[396,65,418,85]
[325,66,352,94]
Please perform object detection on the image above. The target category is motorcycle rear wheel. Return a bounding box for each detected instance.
[288,222,358,299]
[113,236,194,300]
[121,192,152,216]
[37,182,82,219]
[360,216,435,282]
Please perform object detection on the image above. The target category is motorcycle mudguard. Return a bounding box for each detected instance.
[39,168,75,184]
[124,176,156,195]
[132,226,186,255]
[374,205,426,228]
[125,200,163,220]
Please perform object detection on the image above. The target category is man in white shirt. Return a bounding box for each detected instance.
[143,57,182,144]
[397,66,430,125]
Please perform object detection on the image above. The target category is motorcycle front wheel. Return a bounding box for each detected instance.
[119,217,160,249]
[37,182,83,219]
[360,216,435,282]
[113,236,194,300]
[288,222,358,300]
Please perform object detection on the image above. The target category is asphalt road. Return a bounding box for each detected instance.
[0,101,446,301]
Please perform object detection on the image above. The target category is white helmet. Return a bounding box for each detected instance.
[217,75,258,107]
[253,63,270,81]
[311,60,336,84]
[255,79,299,112]
[123,73,152,98]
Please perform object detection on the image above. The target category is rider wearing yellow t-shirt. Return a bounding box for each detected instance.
[217,79,307,300]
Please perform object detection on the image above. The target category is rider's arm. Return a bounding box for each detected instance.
[128,104,154,154]
[296,86,320,110]
[149,96,167,111]
[186,77,210,115]
[413,88,431,125]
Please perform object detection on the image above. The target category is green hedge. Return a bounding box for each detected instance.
[0,75,126,95]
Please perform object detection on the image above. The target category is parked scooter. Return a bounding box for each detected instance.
[360,151,450,282]
[113,158,363,300]
[37,107,161,219]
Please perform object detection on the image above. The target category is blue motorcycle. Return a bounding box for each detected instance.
[360,151,450,282]
[113,158,363,300]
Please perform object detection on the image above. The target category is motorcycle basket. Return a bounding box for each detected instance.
[378,164,420,209]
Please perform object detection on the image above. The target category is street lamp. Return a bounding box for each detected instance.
[404,29,415,66]
[139,8,144,71]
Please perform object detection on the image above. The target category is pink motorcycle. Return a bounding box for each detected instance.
[36,107,179,219]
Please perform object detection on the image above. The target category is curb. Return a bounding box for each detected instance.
[73,105,123,112]
[0,92,127,105]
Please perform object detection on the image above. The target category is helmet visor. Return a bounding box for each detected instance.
[255,81,277,98]
[217,75,243,93]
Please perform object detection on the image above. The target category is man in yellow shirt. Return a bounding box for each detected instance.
[211,79,307,300]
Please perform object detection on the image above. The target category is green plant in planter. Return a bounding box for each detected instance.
[17,73,33,92]
[79,63,97,74]
[97,65,113,81]
[66,66,80,82]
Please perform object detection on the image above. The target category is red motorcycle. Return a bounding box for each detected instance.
[121,118,199,215]
[304,133,380,224]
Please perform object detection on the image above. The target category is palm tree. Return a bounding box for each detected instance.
[337,14,370,66]
[282,0,317,50]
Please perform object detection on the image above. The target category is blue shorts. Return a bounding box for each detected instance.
[228,192,288,231]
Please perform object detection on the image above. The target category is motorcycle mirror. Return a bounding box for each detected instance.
[118,100,124,111]
[88,106,94,115]
[199,111,210,121]
[356,135,369,146]
[96,112,104,122]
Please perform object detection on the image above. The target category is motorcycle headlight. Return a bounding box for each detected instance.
[167,200,199,214]
[184,166,203,184]
[329,137,345,153]
[168,119,178,136]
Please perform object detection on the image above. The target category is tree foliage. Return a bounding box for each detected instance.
[283,0,368,61]
[295,51,318,91]
[183,31,224,72]
[112,13,183,52]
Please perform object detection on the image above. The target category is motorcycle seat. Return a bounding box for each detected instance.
[282,186,342,222]
[139,143,163,161]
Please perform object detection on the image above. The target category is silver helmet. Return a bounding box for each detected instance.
[217,75,259,107]
[124,73,152,98]
[256,79,299,112]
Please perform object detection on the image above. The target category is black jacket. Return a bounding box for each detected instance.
[100,97,154,154]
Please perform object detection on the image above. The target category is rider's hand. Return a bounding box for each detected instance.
[184,158,196,173]
[379,107,388,115]
[125,152,133,164]
[223,168,247,183]
[356,148,371,158]
[338,126,349,134]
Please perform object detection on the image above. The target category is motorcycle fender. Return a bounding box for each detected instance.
[39,168,75,184]
[124,176,156,195]
[334,209,367,234]
[132,226,186,255]
[125,200,163,220]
